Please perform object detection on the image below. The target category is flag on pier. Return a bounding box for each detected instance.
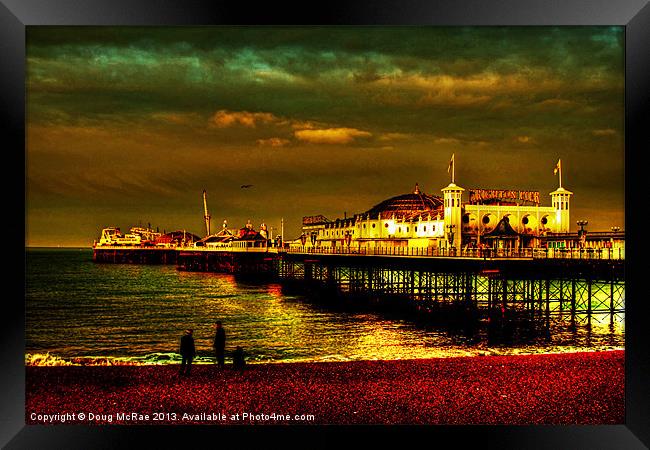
[554,159,561,175]
[554,159,563,188]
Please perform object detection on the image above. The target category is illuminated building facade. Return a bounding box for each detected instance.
[300,160,587,252]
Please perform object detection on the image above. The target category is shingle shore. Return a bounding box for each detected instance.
[26,350,624,425]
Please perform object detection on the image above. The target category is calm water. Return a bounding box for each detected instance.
[26,249,624,364]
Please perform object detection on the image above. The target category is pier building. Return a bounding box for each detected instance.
[194,220,273,250]
[298,157,621,253]
[94,226,200,248]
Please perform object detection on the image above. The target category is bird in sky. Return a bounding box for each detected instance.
[241,184,253,189]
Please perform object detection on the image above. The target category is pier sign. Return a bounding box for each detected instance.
[469,189,540,205]
[303,215,331,225]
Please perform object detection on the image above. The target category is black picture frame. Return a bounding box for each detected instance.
[3,0,649,448]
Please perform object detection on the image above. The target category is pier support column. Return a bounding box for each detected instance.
[610,278,615,324]
[487,277,492,310]
[545,278,551,332]
[410,271,415,298]
[465,272,473,305]
[587,278,592,327]
[571,279,576,329]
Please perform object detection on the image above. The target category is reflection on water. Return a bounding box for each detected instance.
[26,249,624,365]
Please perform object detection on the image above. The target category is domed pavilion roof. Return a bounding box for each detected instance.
[364,183,444,219]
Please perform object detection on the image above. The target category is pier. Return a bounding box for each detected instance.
[92,244,625,331]
[90,166,625,327]
[277,247,625,333]
[92,246,178,264]
[176,247,276,275]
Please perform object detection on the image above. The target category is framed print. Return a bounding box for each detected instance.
[3,0,649,448]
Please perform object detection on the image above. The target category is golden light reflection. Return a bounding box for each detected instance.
[27,256,625,366]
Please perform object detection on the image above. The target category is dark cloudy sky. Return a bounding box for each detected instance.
[26,26,624,247]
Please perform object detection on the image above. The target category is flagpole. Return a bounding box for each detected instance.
[448,153,455,184]
[554,159,563,189]
[452,154,455,184]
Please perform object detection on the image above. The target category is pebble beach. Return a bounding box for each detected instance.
[26,350,624,425]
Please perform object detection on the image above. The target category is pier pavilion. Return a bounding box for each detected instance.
[298,159,622,254]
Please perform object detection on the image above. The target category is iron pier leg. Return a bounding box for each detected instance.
[571,279,576,329]
[545,278,551,334]
[610,278,615,325]
[587,278,592,328]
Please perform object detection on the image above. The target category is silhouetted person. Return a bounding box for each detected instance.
[232,346,246,370]
[179,329,195,376]
[213,321,226,368]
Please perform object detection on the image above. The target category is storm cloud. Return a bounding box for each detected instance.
[26,27,624,246]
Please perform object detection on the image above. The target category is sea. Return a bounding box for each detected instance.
[25,248,625,365]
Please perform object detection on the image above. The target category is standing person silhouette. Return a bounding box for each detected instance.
[213,321,226,368]
[232,346,246,370]
[179,329,196,376]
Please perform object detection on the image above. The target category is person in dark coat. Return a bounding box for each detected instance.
[232,346,246,370]
[213,321,226,368]
[179,329,196,376]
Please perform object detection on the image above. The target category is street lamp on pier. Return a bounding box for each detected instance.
[446,224,456,252]
[577,220,588,248]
